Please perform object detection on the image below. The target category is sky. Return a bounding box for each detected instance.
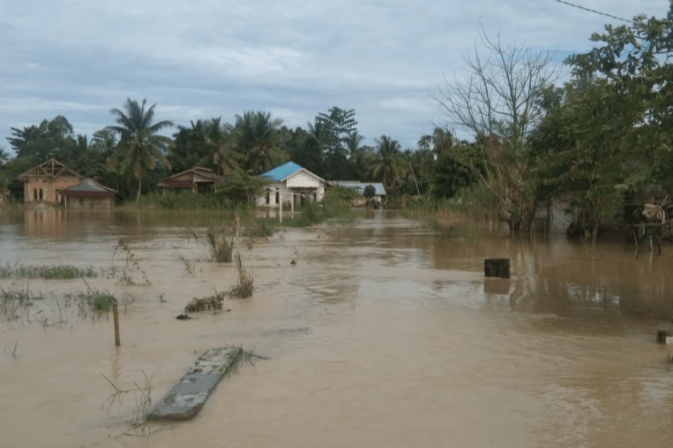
[0,1,670,156]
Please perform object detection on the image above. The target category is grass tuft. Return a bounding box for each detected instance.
[64,289,117,315]
[184,291,226,312]
[0,287,37,321]
[101,371,153,429]
[226,254,254,299]
[0,262,98,280]
[224,347,266,375]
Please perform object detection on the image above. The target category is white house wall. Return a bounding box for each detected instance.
[256,174,325,207]
[286,172,321,188]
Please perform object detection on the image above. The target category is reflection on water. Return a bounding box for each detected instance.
[1,209,672,448]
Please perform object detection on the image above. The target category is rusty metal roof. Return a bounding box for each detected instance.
[61,178,116,197]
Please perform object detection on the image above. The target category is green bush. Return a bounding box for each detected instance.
[363,184,376,198]
[137,191,229,209]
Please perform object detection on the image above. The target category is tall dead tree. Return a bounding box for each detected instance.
[436,30,559,233]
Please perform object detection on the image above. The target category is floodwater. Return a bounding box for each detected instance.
[1,208,673,448]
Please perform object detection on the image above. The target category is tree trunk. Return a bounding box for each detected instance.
[136,176,142,202]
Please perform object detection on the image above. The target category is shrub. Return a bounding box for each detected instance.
[363,184,376,198]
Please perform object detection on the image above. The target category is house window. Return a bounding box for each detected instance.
[275,190,280,205]
[33,189,38,201]
[39,189,43,200]
[265,190,270,204]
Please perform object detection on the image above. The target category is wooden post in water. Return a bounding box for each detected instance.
[484,258,510,279]
[112,302,120,347]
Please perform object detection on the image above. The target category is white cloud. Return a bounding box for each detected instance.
[1,0,670,153]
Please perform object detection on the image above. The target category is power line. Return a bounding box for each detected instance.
[552,0,634,24]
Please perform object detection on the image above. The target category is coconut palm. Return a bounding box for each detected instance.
[234,111,286,174]
[200,118,240,176]
[106,99,173,201]
[369,135,404,195]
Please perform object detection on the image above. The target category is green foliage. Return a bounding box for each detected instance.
[0,287,34,321]
[205,224,234,262]
[363,184,376,198]
[217,168,269,204]
[328,185,363,202]
[106,98,174,202]
[227,254,254,299]
[64,289,116,312]
[429,143,484,199]
[233,111,286,174]
[137,191,228,209]
[283,126,326,178]
[0,263,98,280]
[369,135,405,196]
[530,5,673,236]
[304,107,362,180]
[169,120,215,173]
[7,115,75,163]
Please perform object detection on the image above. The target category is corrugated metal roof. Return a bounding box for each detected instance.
[61,178,116,198]
[64,178,115,193]
[259,161,303,182]
[259,161,328,183]
[329,181,387,196]
[158,166,222,186]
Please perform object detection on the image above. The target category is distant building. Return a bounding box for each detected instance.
[257,162,325,207]
[61,178,116,208]
[18,158,83,205]
[158,167,224,193]
[328,181,387,205]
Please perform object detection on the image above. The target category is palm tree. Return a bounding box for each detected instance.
[106,99,173,201]
[345,131,368,180]
[234,111,285,174]
[369,135,404,195]
[201,118,240,176]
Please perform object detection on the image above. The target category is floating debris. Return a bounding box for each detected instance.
[147,348,240,420]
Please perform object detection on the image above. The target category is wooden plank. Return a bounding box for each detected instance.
[147,347,240,421]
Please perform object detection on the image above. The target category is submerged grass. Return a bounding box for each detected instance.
[0,262,99,280]
[227,254,254,299]
[102,371,154,431]
[111,240,151,286]
[224,346,266,375]
[206,225,234,262]
[64,289,117,315]
[0,287,34,321]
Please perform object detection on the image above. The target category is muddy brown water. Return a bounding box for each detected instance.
[1,208,673,447]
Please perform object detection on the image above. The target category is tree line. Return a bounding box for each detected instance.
[2,5,671,238]
[0,102,452,205]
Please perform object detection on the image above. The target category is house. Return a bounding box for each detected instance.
[158,167,224,193]
[327,181,387,205]
[257,162,325,207]
[61,178,116,208]
[18,158,83,205]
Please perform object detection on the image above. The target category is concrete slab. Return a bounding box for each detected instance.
[147,347,240,421]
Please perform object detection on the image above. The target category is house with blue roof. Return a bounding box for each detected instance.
[257,161,326,207]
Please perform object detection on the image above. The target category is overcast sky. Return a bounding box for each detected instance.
[0,1,669,156]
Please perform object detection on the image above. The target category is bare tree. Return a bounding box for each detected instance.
[436,30,559,233]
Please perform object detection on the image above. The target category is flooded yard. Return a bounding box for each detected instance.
[1,208,673,447]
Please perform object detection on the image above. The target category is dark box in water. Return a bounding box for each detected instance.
[485,258,510,279]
